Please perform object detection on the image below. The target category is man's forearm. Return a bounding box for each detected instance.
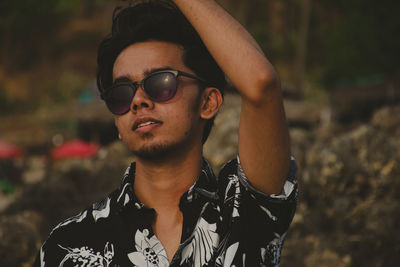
[174,0,291,195]
[172,0,279,102]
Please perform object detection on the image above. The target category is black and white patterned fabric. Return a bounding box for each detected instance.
[35,156,298,267]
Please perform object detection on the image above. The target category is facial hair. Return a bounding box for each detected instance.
[130,90,203,161]
[132,129,194,161]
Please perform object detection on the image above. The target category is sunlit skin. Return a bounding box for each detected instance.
[112,40,223,261]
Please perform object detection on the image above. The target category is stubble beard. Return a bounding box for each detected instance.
[132,131,192,161]
[130,93,203,161]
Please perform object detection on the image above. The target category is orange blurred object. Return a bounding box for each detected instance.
[0,141,23,159]
[51,140,100,160]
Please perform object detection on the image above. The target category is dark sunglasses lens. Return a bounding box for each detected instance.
[105,85,134,115]
[145,72,177,101]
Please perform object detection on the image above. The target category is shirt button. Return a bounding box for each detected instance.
[134,203,142,209]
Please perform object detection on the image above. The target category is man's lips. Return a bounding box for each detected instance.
[132,117,162,131]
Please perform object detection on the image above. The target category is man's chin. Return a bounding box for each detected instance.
[126,133,170,160]
[132,142,179,161]
[128,131,195,161]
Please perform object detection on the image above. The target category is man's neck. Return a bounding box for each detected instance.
[132,145,203,262]
[133,145,203,212]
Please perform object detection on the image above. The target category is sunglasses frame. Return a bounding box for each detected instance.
[101,69,207,115]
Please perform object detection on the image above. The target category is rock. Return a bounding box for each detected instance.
[0,159,23,186]
[284,99,323,128]
[371,104,400,130]
[22,156,47,184]
[204,93,241,171]
[284,104,400,266]
[0,210,42,266]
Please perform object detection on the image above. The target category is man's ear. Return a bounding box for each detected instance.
[200,87,223,119]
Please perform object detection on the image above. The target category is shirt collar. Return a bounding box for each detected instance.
[115,158,219,212]
[182,158,218,205]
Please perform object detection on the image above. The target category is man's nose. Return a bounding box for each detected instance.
[130,86,154,112]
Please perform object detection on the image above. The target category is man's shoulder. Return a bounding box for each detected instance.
[37,190,124,266]
[216,155,298,206]
[46,189,121,241]
[43,162,135,245]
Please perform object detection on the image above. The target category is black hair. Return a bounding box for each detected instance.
[97,0,226,143]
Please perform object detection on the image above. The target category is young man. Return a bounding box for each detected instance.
[35,0,297,266]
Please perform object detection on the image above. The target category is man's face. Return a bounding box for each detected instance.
[112,41,205,160]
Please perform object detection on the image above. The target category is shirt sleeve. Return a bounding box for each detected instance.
[237,155,298,200]
[237,155,298,234]
[32,209,93,266]
[218,155,298,237]
[33,228,72,267]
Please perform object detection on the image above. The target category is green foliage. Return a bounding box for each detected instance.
[1,0,398,96]
[0,0,108,72]
[224,0,400,89]
[0,87,13,115]
[310,0,400,87]
[54,0,86,12]
[0,178,16,194]
[39,71,89,107]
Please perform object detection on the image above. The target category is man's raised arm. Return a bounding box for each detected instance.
[173,0,291,195]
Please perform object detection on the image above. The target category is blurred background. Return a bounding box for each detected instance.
[0,0,399,266]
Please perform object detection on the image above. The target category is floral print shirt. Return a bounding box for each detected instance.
[35,156,298,267]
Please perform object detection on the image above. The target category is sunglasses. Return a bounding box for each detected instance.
[101,69,207,115]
